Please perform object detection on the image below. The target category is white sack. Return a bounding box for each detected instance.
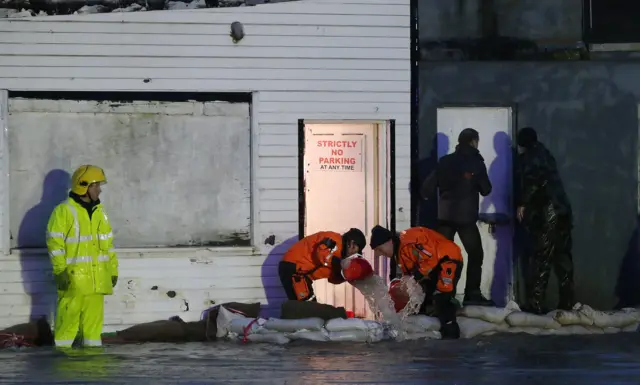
[329,330,370,342]
[229,318,267,335]
[548,309,594,326]
[505,326,543,335]
[603,327,620,334]
[585,326,605,334]
[287,330,330,342]
[505,311,561,329]
[457,317,499,339]
[325,318,369,332]
[539,325,594,336]
[404,331,441,340]
[458,301,520,324]
[582,306,640,329]
[216,306,247,338]
[245,333,290,345]
[622,323,639,333]
[264,317,325,333]
[405,315,441,332]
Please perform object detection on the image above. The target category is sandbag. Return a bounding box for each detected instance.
[182,320,207,342]
[458,301,519,324]
[287,330,330,342]
[539,325,593,336]
[229,318,267,335]
[457,317,499,339]
[0,317,54,347]
[117,319,187,342]
[404,331,441,340]
[264,317,325,333]
[405,315,440,332]
[216,306,247,338]
[328,330,370,342]
[603,327,620,334]
[280,300,347,321]
[205,302,261,340]
[505,311,561,329]
[325,318,369,332]
[505,327,543,335]
[245,333,290,345]
[583,307,640,329]
[547,309,593,326]
[622,323,639,332]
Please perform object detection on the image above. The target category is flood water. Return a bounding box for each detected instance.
[1,333,639,385]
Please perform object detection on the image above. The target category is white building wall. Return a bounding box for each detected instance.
[0,0,410,331]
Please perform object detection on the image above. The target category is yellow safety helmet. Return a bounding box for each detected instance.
[70,165,107,196]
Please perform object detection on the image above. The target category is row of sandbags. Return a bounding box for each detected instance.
[111,300,349,344]
[455,301,640,339]
[217,301,640,344]
[216,305,442,345]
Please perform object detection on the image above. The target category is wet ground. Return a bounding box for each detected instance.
[0,333,639,384]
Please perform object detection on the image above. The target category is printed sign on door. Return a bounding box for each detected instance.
[313,136,363,172]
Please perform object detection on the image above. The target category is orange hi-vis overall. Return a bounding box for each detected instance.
[396,227,464,294]
[281,231,343,300]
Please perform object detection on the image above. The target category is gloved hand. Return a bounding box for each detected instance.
[54,271,70,291]
[412,268,425,283]
[111,276,118,287]
[440,320,460,340]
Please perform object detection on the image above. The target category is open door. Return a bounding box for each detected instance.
[436,107,515,306]
[299,120,391,319]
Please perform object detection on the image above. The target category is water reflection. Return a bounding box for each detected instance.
[0,334,637,384]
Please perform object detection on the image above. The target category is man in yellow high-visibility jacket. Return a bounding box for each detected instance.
[46,165,119,348]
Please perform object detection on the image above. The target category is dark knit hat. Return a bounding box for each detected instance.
[458,128,479,145]
[369,225,392,249]
[517,127,538,148]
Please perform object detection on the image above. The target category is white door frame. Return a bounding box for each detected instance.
[0,90,9,256]
[298,119,396,317]
[435,104,519,303]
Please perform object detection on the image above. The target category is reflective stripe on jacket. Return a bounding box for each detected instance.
[46,199,118,295]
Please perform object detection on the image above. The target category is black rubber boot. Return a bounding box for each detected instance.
[463,290,495,307]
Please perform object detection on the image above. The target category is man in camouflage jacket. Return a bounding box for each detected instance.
[516,127,575,314]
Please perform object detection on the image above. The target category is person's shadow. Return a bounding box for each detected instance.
[615,214,640,309]
[261,235,297,317]
[479,132,512,307]
[413,132,450,228]
[18,169,70,322]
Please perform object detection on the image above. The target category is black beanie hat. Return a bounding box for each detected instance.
[517,127,538,148]
[369,225,392,249]
[458,128,479,145]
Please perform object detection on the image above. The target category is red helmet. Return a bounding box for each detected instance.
[342,255,374,282]
[389,279,410,313]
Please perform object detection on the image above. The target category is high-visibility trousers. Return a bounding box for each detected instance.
[54,292,104,348]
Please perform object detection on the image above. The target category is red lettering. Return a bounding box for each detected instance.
[318,157,357,165]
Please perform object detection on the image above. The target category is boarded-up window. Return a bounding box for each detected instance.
[9,98,251,248]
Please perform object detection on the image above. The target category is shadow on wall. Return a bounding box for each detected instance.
[261,236,297,317]
[18,169,70,322]
[479,131,513,306]
[615,214,640,308]
[413,132,450,228]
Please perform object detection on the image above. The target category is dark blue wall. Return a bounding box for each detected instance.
[418,62,640,309]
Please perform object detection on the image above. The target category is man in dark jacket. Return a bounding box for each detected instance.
[516,127,574,314]
[421,128,493,306]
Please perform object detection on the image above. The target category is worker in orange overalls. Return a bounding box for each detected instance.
[279,228,367,302]
[370,225,463,339]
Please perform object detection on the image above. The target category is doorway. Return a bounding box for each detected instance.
[436,107,515,306]
[298,120,394,319]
